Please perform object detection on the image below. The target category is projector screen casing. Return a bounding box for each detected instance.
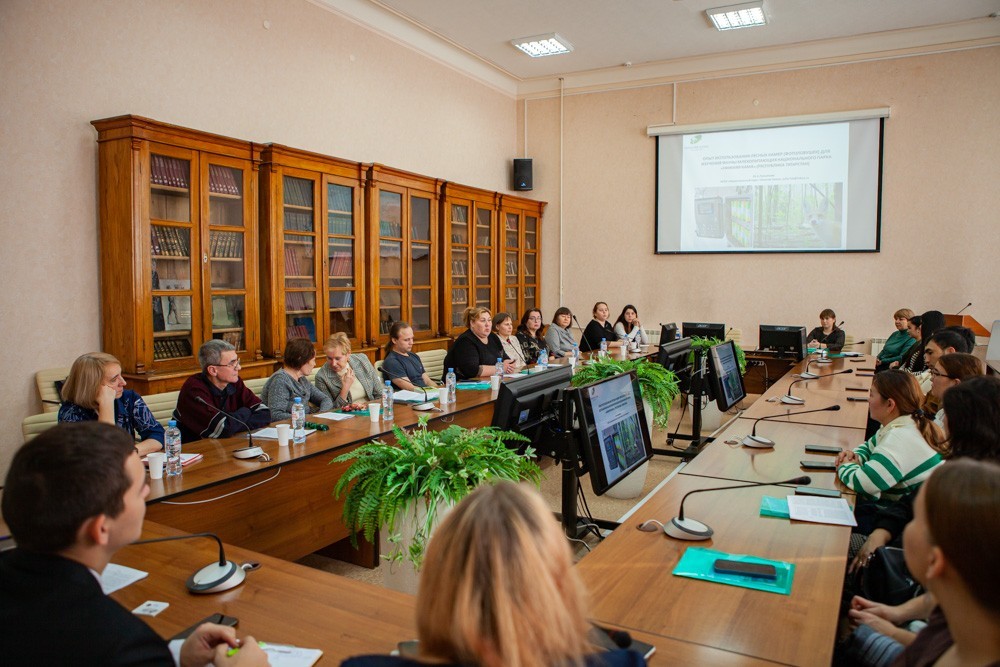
[654,115,884,254]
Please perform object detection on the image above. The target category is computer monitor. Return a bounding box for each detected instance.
[572,371,654,496]
[682,321,726,341]
[491,365,573,449]
[659,322,678,345]
[705,340,746,412]
[759,324,808,360]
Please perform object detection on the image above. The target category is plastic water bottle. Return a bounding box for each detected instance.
[382,381,394,421]
[600,338,608,358]
[445,367,457,404]
[164,420,182,477]
[572,343,580,366]
[292,397,306,444]
[537,348,548,368]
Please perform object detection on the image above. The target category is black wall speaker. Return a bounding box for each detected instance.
[512,158,533,191]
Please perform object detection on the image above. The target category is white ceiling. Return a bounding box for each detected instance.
[316,0,1000,93]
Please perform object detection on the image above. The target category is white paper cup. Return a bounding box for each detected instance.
[490,375,501,391]
[439,387,449,405]
[276,423,291,447]
[368,402,381,422]
[147,452,165,480]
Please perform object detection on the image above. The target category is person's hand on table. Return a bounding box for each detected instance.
[835,450,859,467]
[211,635,270,666]
[181,623,269,667]
[848,529,891,574]
[502,360,517,374]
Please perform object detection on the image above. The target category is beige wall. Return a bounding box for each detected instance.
[0,0,516,475]
[527,47,1000,348]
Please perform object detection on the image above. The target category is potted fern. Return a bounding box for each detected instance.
[570,358,680,499]
[333,417,542,593]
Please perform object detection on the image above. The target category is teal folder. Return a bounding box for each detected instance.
[672,546,795,595]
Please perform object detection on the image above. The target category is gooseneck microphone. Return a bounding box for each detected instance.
[782,368,854,404]
[572,314,593,352]
[956,302,972,316]
[195,397,261,458]
[130,532,248,594]
[743,405,842,448]
[638,476,812,541]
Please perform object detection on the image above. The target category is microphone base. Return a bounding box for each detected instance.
[233,446,264,459]
[781,395,805,405]
[742,434,775,448]
[815,358,834,365]
[665,517,714,541]
[186,560,246,594]
[799,372,819,379]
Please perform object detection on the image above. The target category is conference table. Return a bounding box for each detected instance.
[575,352,872,666]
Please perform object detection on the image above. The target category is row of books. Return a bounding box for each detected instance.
[328,251,353,277]
[283,177,314,207]
[378,317,400,334]
[379,220,403,237]
[451,288,468,303]
[285,291,313,312]
[208,164,241,196]
[284,248,312,277]
[153,338,192,360]
[328,215,353,236]
[330,291,354,309]
[151,226,190,257]
[450,259,470,277]
[210,231,243,258]
[287,316,316,341]
[219,331,243,349]
[284,210,314,232]
[151,154,189,189]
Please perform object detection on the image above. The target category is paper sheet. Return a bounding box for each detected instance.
[392,389,439,402]
[100,563,148,594]
[312,411,355,421]
[252,427,319,439]
[167,640,322,666]
[786,495,857,526]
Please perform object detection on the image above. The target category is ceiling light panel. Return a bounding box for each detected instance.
[511,33,574,57]
[707,1,767,31]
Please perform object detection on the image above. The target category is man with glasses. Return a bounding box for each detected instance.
[173,340,271,442]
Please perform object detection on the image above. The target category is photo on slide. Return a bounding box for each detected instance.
[693,183,843,250]
[599,414,645,472]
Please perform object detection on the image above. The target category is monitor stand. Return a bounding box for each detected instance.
[657,348,711,461]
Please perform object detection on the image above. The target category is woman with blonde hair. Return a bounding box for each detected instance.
[875,308,917,371]
[341,482,643,667]
[58,352,164,455]
[315,332,383,410]
[442,307,514,380]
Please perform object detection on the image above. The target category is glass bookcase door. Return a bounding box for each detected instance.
[474,205,494,311]
[411,195,432,333]
[449,202,471,329]
[379,238,403,336]
[206,161,249,351]
[505,249,519,314]
[327,181,356,339]
[149,151,195,362]
[284,175,318,342]
[523,215,538,313]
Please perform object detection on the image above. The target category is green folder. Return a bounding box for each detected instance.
[759,495,790,519]
[672,546,794,595]
[456,381,492,390]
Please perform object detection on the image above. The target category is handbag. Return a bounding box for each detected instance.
[859,546,924,606]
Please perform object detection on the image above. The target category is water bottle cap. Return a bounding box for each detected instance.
[294,397,302,403]
[448,368,454,372]
[168,420,176,427]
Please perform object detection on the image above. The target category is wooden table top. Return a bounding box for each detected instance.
[576,474,851,667]
[682,418,863,492]
[112,521,416,663]
[738,385,871,428]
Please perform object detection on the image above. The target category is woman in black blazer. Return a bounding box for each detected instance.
[582,301,624,352]
[442,307,515,380]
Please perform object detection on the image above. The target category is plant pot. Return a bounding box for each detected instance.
[689,393,723,431]
[378,497,454,595]
[605,397,653,499]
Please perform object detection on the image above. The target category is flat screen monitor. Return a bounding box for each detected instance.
[706,340,746,412]
[572,371,653,496]
[659,322,678,345]
[491,365,573,449]
[759,324,808,360]
[682,321,726,341]
[657,336,695,394]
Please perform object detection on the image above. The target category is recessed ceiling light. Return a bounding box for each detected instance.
[706,1,767,31]
[511,33,574,58]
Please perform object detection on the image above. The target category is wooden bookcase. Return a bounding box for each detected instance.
[498,194,545,319]
[440,183,499,337]
[92,115,268,394]
[259,145,367,359]
[365,165,442,347]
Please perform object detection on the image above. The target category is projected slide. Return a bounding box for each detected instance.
[656,118,881,254]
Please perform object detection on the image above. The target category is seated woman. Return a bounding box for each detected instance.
[58,352,164,456]
[925,352,984,425]
[381,321,439,391]
[315,332,383,410]
[261,337,333,421]
[544,306,576,358]
[835,371,943,528]
[340,482,644,667]
[582,302,623,352]
[494,312,528,368]
[876,308,918,371]
[806,308,845,352]
[516,308,549,363]
[892,315,923,371]
[613,304,648,347]
[899,311,947,374]
[442,307,514,380]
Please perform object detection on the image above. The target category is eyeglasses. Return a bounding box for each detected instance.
[528,315,542,321]
[928,368,955,380]
[212,359,241,370]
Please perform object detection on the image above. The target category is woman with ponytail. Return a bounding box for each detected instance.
[836,370,943,508]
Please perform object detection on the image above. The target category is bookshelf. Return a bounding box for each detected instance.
[92,115,264,394]
[440,183,498,336]
[366,165,441,347]
[259,145,367,359]
[498,194,545,320]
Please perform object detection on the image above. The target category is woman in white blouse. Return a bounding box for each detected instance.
[494,312,528,368]
[613,304,649,346]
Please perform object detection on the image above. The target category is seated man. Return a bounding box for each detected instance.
[173,340,271,442]
[0,422,267,666]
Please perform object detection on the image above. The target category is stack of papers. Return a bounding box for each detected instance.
[785,495,857,526]
[393,389,439,403]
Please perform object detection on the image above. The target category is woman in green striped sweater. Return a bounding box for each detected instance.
[836,371,943,530]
